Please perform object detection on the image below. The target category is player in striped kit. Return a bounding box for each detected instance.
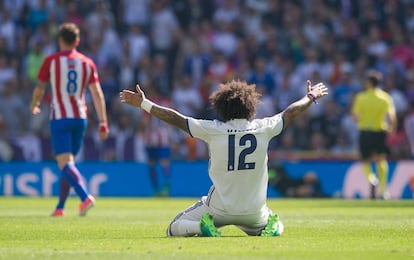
[144,113,172,196]
[121,79,328,237]
[143,87,173,196]
[30,23,109,216]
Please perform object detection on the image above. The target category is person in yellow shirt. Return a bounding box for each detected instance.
[352,70,397,199]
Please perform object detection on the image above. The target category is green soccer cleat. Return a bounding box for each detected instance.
[261,214,284,237]
[200,213,221,237]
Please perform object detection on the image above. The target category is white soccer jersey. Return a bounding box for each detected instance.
[187,114,284,215]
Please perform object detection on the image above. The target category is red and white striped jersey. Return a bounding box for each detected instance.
[38,50,99,120]
[144,97,173,147]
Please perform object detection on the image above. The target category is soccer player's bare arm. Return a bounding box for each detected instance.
[281,95,313,127]
[150,105,189,134]
[351,95,361,122]
[89,82,109,140]
[387,100,397,134]
[89,82,107,122]
[120,84,190,134]
[30,80,48,115]
[282,81,328,128]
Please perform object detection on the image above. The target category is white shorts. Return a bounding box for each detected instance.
[166,196,272,236]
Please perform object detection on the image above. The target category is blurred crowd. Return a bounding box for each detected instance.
[1,0,414,162]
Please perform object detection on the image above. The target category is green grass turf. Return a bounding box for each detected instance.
[0,197,413,260]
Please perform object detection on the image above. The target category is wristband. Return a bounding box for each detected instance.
[307,93,318,104]
[99,121,109,133]
[99,124,109,133]
[141,99,154,113]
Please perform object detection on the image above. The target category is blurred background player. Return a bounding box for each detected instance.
[351,70,397,199]
[404,101,414,159]
[120,80,327,237]
[30,23,109,216]
[142,85,172,196]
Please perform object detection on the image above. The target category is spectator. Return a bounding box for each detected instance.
[151,54,170,97]
[255,84,276,119]
[65,1,84,26]
[123,121,148,162]
[0,115,13,161]
[172,0,214,31]
[0,11,16,51]
[113,113,133,161]
[332,64,360,112]
[302,14,329,47]
[248,56,277,97]
[375,48,406,85]
[136,55,152,89]
[269,130,300,162]
[213,0,240,25]
[0,79,25,137]
[204,49,235,101]
[383,72,408,116]
[340,105,359,150]
[150,1,181,62]
[121,0,150,28]
[392,35,414,70]
[309,99,343,148]
[181,37,211,88]
[27,0,49,32]
[304,132,329,160]
[330,133,358,160]
[212,20,238,58]
[274,72,298,112]
[85,0,115,39]
[25,38,44,83]
[14,129,42,162]
[97,17,122,67]
[366,25,388,65]
[0,0,414,162]
[124,24,149,68]
[118,55,135,89]
[171,75,203,117]
[240,5,265,44]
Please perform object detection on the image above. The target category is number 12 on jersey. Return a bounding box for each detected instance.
[227,134,257,171]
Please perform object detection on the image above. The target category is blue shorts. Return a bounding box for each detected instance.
[49,119,87,156]
[146,147,171,160]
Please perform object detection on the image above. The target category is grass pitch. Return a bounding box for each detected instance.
[0,197,413,260]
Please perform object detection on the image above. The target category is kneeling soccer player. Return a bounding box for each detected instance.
[120,79,328,236]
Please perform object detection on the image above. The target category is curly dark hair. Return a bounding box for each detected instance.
[209,80,261,122]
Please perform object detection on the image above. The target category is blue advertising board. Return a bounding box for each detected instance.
[0,161,413,198]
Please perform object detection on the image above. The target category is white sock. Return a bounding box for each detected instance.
[170,220,201,237]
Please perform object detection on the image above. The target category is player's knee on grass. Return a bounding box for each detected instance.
[167,220,200,237]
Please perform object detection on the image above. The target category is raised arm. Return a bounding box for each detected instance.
[281,80,328,128]
[120,84,190,134]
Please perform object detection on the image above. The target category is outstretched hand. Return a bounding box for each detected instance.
[307,80,328,100]
[120,84,146,108]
